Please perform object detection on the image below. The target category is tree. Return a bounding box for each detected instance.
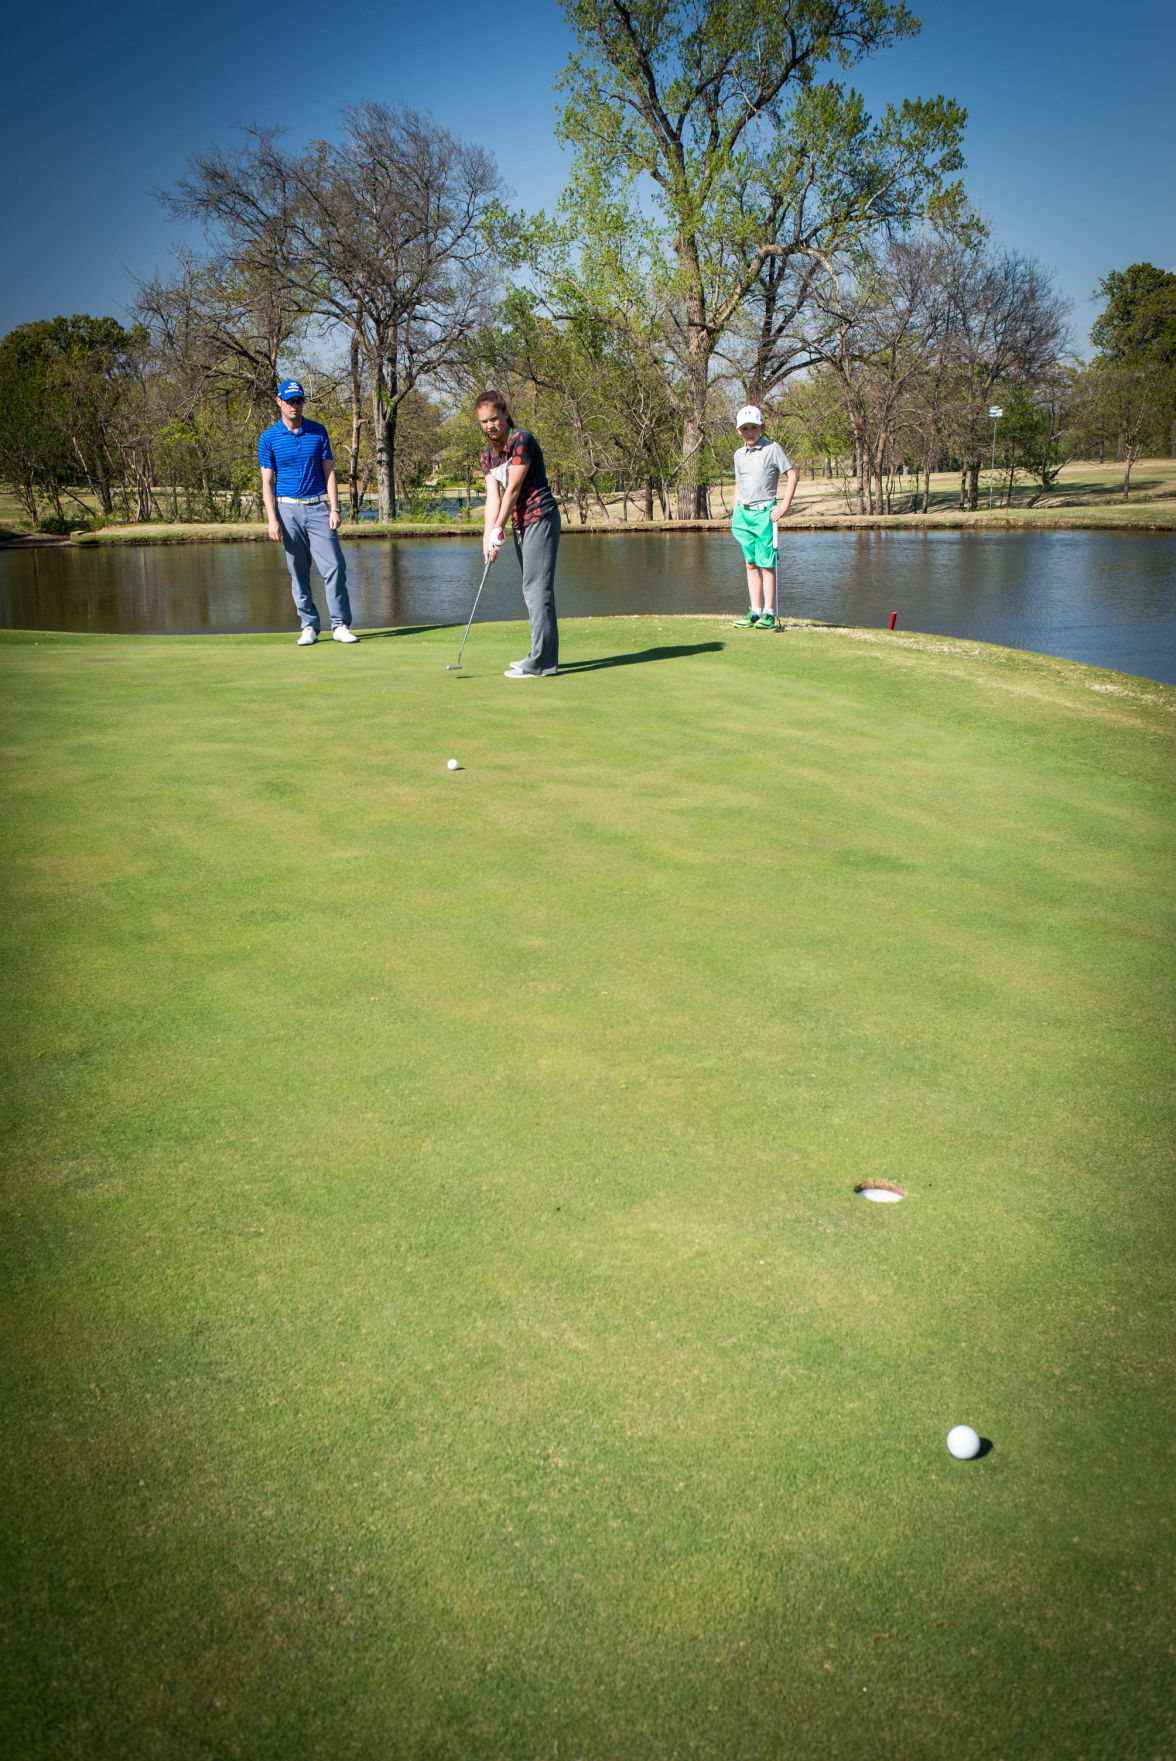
[472,291,679,522]
[1082,358,1169,499]
[0,323,70,523]
[1091,263,1176,368]
[552,0,967,516]
[167,106,501,519]
[1090,263,1176,459]
[808,231,956,513]
[0,317,142,525]
[945,247,1070,508]
[999,368,1075,505]
[136,246,313,414]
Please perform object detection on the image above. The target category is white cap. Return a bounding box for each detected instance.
[735,404,763,429]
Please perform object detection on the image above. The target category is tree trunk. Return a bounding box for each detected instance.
[968,460,980,510]
[372,351,398,521]
[373,405,398,521]
[851,438,866,514]
[15,478,39,524]
[349,325,363,520]
[644,480,654,521]
[676,293,710,520]
[677,415,706,518]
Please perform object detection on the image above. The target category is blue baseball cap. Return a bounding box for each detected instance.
[277,379,305,400]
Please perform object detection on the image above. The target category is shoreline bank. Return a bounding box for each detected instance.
[4,499,1175,549]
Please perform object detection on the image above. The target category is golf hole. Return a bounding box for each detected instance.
[855,1181,906,1203]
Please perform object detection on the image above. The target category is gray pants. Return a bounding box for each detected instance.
[277,499,352,631]
[513,508,560,670]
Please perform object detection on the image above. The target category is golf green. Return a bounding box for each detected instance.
[2,617,1173,1760]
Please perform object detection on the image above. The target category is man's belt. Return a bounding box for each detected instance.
[738,498,775,510]
[277,495,326,505]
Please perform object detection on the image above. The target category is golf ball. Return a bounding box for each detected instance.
[447,759,460,771]
[946,1425,981,1459]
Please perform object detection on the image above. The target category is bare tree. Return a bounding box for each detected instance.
[166,107,501,519]
[946,247,1071,508]
[136,245,311,411]
[802,233,954,512]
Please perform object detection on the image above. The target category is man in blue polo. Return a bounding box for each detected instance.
[259,380,357,645]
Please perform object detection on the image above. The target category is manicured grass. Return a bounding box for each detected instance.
[1,618,1174,1760]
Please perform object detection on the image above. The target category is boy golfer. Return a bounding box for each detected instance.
[730,404,798,628]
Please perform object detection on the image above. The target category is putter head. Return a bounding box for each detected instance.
[445,663,462,670]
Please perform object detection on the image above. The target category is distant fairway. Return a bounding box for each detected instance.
[2,616,1173,1760]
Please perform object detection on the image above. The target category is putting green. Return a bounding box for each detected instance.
[2,617,1174,1760]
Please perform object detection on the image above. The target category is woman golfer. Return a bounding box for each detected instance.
[730,404,798,628]
[477,389,561,677]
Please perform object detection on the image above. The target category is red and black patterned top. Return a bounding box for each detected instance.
[479,428,558,529]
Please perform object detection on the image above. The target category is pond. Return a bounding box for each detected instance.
[2,528,1175,686]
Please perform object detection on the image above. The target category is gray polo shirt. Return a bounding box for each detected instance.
[734,438,794,506]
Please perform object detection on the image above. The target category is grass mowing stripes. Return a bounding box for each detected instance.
[1,617,1174,1760]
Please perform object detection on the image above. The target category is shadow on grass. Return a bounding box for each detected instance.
[356,625,452,640]
[360,632,728,671]
[558,641,725,673]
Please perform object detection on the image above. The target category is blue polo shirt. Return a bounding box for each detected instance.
[258,418,334,498]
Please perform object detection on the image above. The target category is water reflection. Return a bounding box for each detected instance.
[2,528,1174,685]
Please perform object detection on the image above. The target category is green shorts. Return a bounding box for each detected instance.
[732,503,776,569]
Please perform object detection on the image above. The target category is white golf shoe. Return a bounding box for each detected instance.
[297,628,318,645]
[333,626,359,643]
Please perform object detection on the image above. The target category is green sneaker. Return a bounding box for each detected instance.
[732,608,760,627]
[755,611,776,628]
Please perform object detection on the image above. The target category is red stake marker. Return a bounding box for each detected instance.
[888,612,897,630]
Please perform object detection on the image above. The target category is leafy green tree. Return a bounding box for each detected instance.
[0,316,141,525]
[1082,358,1169,499]
[49,315,145,516]
[549,0,967,517]
[1089,263,1176,460]
[0,323,70,523]
[1000,368,1075,505]
[1091,264,1176,368]
[479,291,679,522]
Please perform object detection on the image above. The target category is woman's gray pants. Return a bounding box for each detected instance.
[513,508,561,670]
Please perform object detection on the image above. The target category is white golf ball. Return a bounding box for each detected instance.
[946,1425,981,1459]
[447,759,460,771]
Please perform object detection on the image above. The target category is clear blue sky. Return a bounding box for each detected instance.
[4,0,1173,351]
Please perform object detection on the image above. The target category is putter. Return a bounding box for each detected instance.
[772,518,782,631]
[446,555,494,670]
